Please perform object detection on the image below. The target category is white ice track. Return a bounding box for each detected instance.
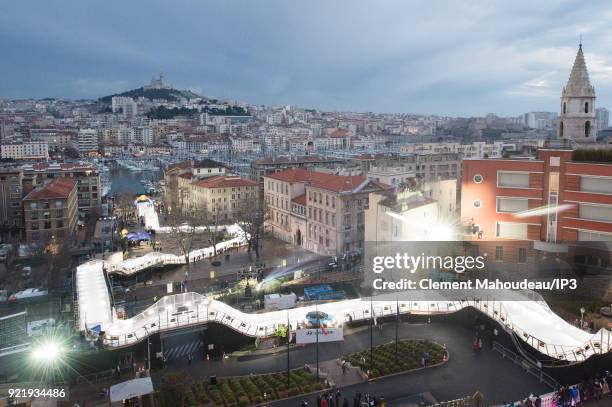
[106,202,247,276]
[75,201,612,364]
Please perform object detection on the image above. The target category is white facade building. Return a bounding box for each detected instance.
[77,129,99,154]
[0,141,49,160]
[596,107,609,131]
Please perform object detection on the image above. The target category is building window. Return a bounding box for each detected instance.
[563,102,566,114]
[580,176,612,194]
[497,171,529,188]
[585,102,589,113]
[472,200,482,208]
[496,197,528,213]
[473,174,483,184]
[495,246,503,261]
[496,222,528,239]
[578,203,612,222]
[585,121,591,137]
[518,248,527,263]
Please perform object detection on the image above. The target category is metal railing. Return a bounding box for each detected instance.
[492,341,561,389]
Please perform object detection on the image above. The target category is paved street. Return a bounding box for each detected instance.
[151,313,551,406]
[117,237,324,305]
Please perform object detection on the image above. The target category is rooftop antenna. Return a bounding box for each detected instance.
[579,33,582,49]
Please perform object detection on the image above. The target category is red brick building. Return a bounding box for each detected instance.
[461,148,612,244]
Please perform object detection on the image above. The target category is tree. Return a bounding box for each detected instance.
[45,237,74,290]
[158,372,196,407]
[115,192,134,224]
[235,198,268,260]
[164,207,200,272]
[63,146,80,159]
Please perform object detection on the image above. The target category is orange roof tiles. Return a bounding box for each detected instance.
[329,129,349,138]
[266,168,385,193]
[291,194,307,206]
[23,177,76,200]
[192,176,257,189]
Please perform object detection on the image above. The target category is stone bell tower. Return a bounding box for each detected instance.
[558,43,597,143]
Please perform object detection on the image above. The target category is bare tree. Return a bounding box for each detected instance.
[163,202,220,280]
[235,197,268,259]
[115,191,134,223]
[164,207,200,270]
[45,236,74,290]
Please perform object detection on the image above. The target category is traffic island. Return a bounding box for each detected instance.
[344,339,448,379]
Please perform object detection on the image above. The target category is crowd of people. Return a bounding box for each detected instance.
[300,390,386,407]
[504,370,612,407]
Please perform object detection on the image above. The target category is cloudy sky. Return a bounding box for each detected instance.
[1,1,611,116]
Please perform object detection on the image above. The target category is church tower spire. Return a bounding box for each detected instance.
[558,43,597,143]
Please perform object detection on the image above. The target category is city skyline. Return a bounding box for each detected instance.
[1,1,612,116]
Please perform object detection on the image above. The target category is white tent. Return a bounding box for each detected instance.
[109,377,154,402]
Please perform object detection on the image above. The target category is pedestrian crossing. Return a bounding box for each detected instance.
[164,340,201,362]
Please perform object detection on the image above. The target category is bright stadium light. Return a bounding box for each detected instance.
[31,341,63,363]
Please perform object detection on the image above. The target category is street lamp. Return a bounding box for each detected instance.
[144,326,151,372]
[580,307,586,329]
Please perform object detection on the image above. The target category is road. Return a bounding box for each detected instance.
[152,314,551,406]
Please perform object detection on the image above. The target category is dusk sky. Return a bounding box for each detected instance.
[1,1,612,116]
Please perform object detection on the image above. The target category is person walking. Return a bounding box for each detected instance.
[534,396,541,407]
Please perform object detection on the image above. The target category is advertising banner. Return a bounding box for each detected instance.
[295,327,343,344]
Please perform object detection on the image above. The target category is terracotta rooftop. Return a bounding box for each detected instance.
[266,168,387,193]
[252,155,344,165]
[192,176,257,189]
[291,194,307,206]
[329,129,349,138]
[168,160,192,170]
[23,177,76,200]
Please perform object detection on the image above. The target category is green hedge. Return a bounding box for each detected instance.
[345,339,446,378]
[198,368,326,406]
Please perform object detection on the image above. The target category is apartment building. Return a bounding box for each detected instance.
[367,162,416,188]
[461,147,612,243]
[365,178,457,241]
[264,168,387,255]
[353,153,460,182]
[22,162,101,217]
[22,177,78,243]
[0,141,49,160]
[399,141,516,158]
[30,128,73,149]
[250,155,346,194]
[163,159,231,214]
[0,167,23,228]
[189,176,258,221]
[77,129,99,154]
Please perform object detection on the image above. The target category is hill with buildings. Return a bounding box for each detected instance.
[99,72,203,103]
